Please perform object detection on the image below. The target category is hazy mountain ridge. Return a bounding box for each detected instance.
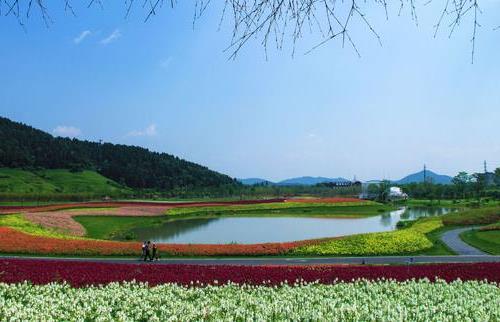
[238,176,350,186]
[395,170,453,185]
[240,170,454,186]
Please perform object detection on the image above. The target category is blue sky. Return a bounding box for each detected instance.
[0,1,499,181]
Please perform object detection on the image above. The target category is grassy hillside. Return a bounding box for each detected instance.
[0,168,131,195]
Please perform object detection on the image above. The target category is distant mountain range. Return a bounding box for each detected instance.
[277,176,351,186]
[239,170,453,186]
[394,170,453,185]
[238,178,273,185]
[238,176,351,186]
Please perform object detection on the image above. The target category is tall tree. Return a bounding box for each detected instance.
[472,173,486,201]
[452,172,471,199]
[495,168,500,186]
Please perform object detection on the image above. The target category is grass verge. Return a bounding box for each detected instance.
[166,202,392,217]
[460,229,500,255]
[74,216,166,240]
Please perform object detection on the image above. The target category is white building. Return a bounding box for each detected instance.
[388,187,408,200]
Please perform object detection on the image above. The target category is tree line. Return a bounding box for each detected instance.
[0,117,238,191]
[391,169,500,202]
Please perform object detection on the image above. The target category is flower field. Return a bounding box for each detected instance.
[480,221,500,231]
[1,259,499,320]
[0,199,286,214]
[442,206,500,226]
[292,218,442,256]
[0,214,446,256]
[0,279,498,321]
[1,259,499,286]
[0,201,494,257]
[0,226,319,256]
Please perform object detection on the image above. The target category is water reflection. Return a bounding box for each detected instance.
[133,207,452,244]
[133,218,220,243]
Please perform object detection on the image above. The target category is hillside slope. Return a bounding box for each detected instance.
[0,117,238,191]
[0,168,130,195]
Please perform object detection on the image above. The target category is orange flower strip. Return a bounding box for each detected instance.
[0,227,321,256]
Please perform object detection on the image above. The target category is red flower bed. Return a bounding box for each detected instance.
[0,198,286,214]
[0,227,318,256]
[0,259,498,287]
[289,198,363,203]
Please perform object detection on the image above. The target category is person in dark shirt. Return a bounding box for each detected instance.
[151,243,159,261]
[144,241,151,262]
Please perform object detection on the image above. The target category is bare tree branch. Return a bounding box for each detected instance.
[0,0,493,61]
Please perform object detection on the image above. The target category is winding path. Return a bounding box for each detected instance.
[441,227,487,255]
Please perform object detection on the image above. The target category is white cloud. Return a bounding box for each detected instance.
[73,30,91,44]
[127,124,158,137]
[100,29,121,45]
[160,57,173,70]
[53,126,82,138]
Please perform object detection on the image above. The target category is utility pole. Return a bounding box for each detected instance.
[423,164,427,183]
[484,160,488,174]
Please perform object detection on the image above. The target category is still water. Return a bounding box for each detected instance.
[133,207,452,244]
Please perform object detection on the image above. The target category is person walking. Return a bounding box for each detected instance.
[141,241,147,261]
[151,243,159,261]
[144,241,151,262]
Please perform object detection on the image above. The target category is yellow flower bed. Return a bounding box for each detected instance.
[292,218,442,256]
[0,214,82,240]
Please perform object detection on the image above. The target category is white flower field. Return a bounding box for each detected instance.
[0,279,498,321]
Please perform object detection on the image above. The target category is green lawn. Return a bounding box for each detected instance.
[441,206,500,226]
[166,202,393,218]
[460,229,500,255]
[74,216,166,240]
[0,168,130,195]
[406,199,463,208]
[416,226,457,255]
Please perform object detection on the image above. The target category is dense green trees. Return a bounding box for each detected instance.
[400,169,500,201]
[0,117,238,191]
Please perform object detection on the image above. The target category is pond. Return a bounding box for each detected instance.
[132,207,452,244]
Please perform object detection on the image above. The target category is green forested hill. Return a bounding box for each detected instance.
[0,117,238,191]
[0,168,130,195]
